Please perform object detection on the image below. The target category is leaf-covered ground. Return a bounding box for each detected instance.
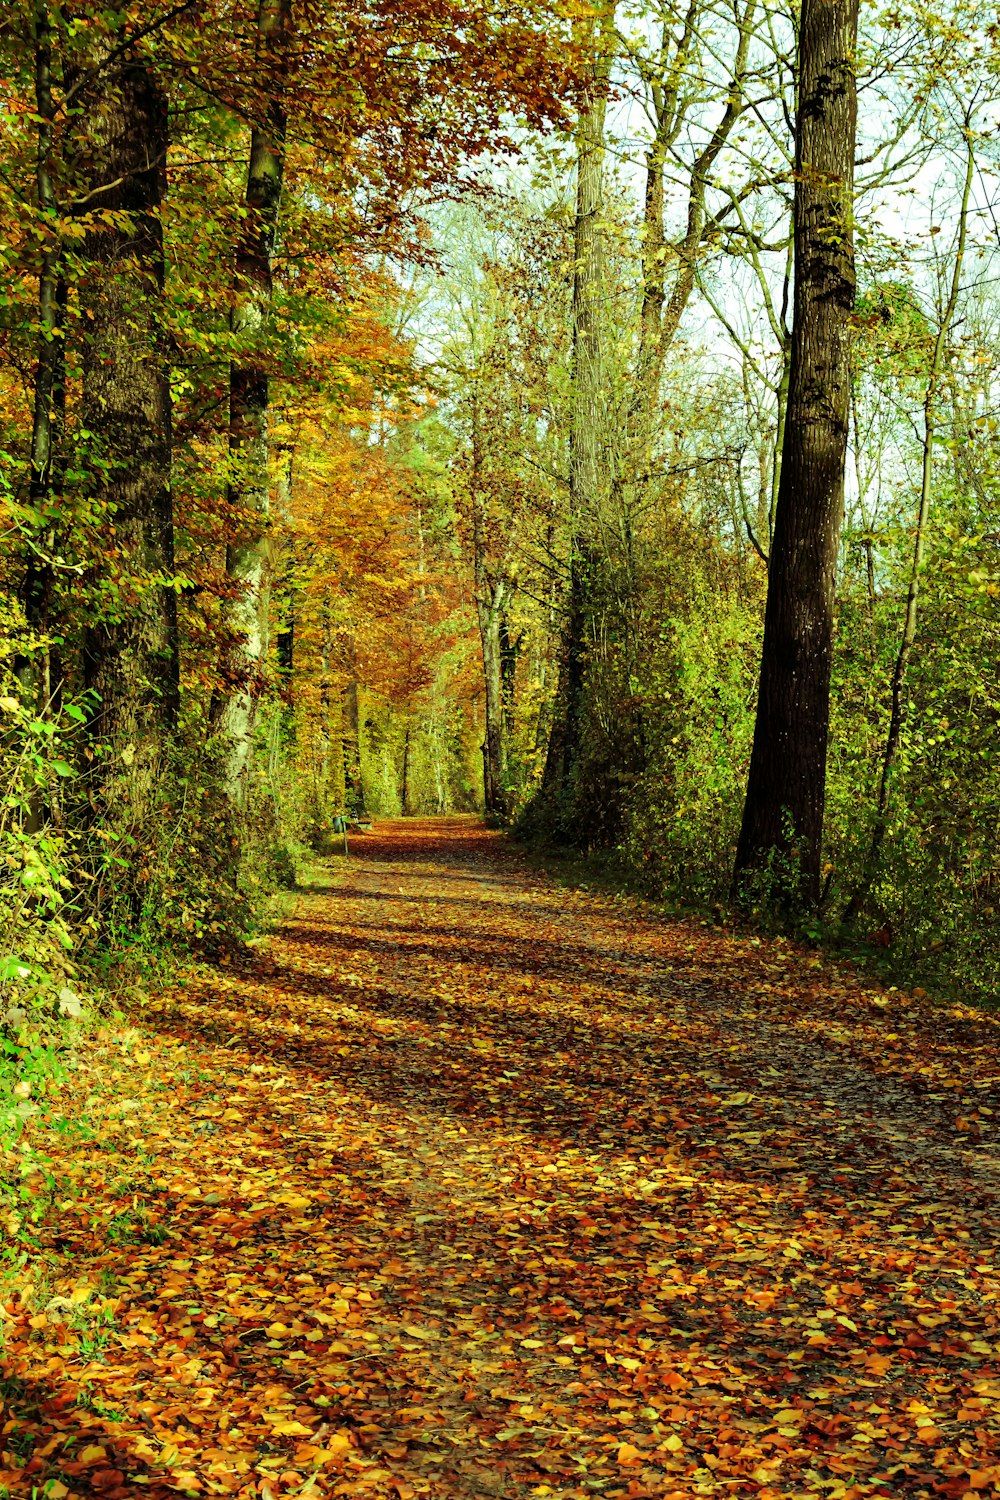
[2,817,1000,1499]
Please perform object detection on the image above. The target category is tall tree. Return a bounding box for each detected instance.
[19,0,65,714]
[213,0,291,798]
[469,380,515,819]
[80,29,179,770]
[733,0,859,905]
[542,5,613,808]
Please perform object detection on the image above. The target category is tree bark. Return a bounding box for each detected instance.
[215,0,290,798]
[733,0,858,906]
[80,38,178,768]
[342,673,365,815]
[317,599,332,810]
[401,723,413,815]
[478,592,508,817]
[500,616,520,743]
[19,0,65,715]
[469,385,512,819]
[542,14,610,808]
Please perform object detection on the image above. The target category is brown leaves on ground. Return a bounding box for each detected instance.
[1,817,999,1499]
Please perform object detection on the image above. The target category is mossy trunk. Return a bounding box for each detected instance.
[216,0,290,799]
[542,30,609,814]
[80,43,178,777]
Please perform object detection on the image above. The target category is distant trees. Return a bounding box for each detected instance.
[3,0,1000,1002]
[430,0,1000,1001]
[0,0,575,959]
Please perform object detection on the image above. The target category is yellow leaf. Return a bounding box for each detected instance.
[78,1444,108,1465]
[617,1442,643,1465]
[321,1430,353,1458]
[663,1433,684,1453]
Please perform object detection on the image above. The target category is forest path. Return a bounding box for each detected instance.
[6,817,1000,1500]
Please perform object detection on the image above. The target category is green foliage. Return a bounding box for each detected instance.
[622,584,763,906]
[82,734,283,981]
[825,514,1000,1000]
[0,604,81,1195]
[853,281,932,378]
[350,695,481,819]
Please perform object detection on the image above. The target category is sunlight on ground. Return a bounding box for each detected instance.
[1,821,998,1499]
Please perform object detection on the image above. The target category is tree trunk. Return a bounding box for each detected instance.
[469,382,512,819]
[342,673,365,815]
[542,20,609,809]
[80,40,178,770]
[478,596,507,817]
[499,616,520,758]
[19,0,66,720]
[401,723,413,815]
[431,714,447,813]
[769,331,791,545]
[733,0,858,906]
[216,0,290,798]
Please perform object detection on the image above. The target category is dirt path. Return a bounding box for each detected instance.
[4,817,1000,1499]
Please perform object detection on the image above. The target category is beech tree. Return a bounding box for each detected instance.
[542,6,613,812]
[20,0,64,715]
[79,26,179,772]
[212,0,291,799]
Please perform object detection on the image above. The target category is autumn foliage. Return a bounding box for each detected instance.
[3,823,1000,1498]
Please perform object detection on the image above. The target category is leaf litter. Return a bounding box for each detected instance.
[1,817,999,1499]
